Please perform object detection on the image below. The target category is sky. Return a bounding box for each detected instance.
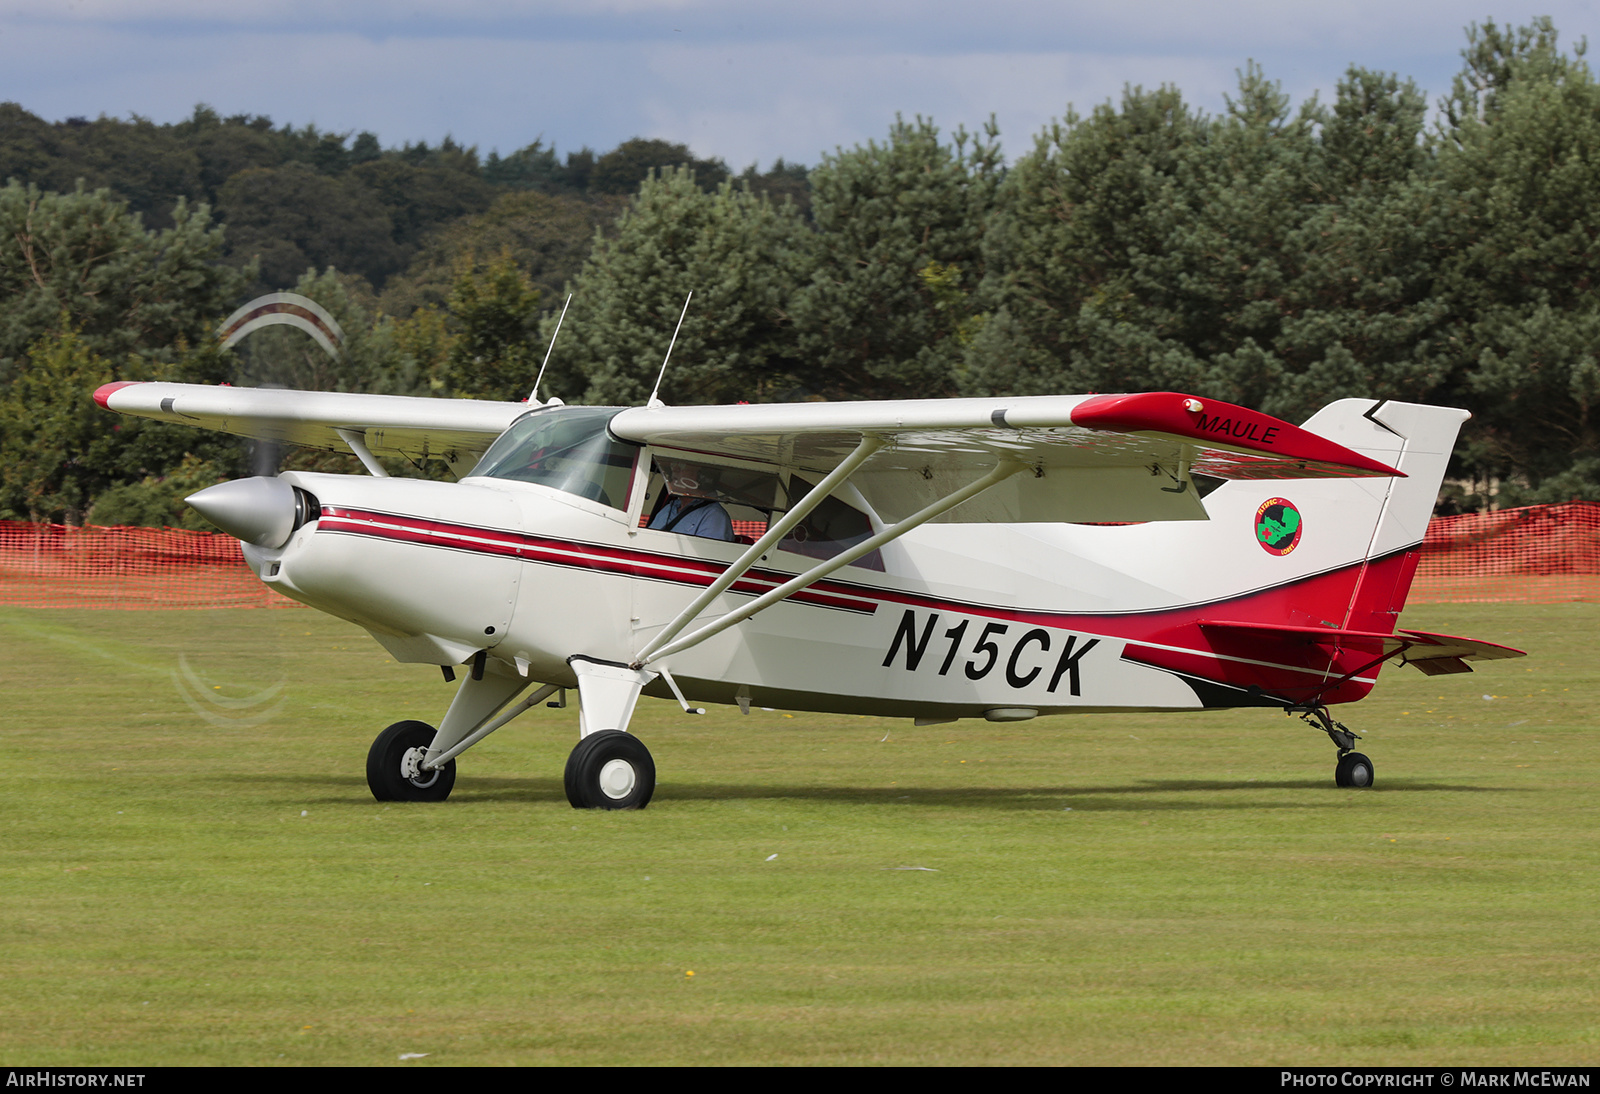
[2,1,1598,169]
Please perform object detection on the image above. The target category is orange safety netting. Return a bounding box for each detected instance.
[3,502,1598,610]
[0,520,291,610]
[1409,501,1600,603]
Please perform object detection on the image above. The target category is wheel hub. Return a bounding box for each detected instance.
[401,746,440,788]
[598,758,637,799]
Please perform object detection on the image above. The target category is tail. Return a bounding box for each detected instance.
[1101,399,1470,709]
[1223,398,1468,635]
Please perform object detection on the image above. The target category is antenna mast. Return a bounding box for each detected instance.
[648,292,693,408]
[529,293,573,403]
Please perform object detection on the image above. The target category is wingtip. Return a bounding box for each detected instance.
[93,381,140,409]
[1071,391,1405,478]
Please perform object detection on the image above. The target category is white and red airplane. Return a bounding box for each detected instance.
[94,379,1523,808]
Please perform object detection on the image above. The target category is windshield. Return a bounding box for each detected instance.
[470,407,638,510]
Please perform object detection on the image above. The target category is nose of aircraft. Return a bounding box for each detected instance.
[186,477,300,548]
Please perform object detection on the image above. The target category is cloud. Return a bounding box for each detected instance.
[2,1,1596,167]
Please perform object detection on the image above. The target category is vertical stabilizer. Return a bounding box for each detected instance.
[1280,399,1468,634]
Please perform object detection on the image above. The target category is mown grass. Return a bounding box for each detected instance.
[0,602,1595,1066]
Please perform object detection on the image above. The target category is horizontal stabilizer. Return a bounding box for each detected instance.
[1197,620,1526,675]
[1396,629,1528,665]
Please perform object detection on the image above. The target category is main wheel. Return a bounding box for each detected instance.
[367,720,456,802]
[1334,751,1375,789]
[564,730,655,810]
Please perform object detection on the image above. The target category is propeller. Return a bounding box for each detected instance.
[249,430,287,479]
[189,292,345,541]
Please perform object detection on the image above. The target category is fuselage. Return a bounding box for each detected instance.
[244,451,1410,721]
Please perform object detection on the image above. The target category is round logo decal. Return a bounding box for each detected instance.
[1255,498,1303,555]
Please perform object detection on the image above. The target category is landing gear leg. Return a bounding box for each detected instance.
[565,656,659,810]
[1297,706,1375,789]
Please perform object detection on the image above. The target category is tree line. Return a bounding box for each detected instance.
[2,18,1597,526]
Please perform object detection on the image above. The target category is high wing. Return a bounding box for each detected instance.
[95,384,1402,523]
[94,381,529,478]
[610,392,1403,524]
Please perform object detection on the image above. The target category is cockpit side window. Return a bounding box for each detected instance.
[470,407,638,510]
[639,455,884,570]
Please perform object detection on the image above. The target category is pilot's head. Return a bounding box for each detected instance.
[662,460,716,497]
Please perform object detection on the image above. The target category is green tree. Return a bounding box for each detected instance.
[482,138,564,190]
[216,163,402,292]
[736,158,812,220]
[349,157,495,254]
[589,138,729,195]
[378,189,625,319]
[792,116,1001,400]
[551,168,810,406]
[959,85,1209,399]
[1430,20,1600,501]
[0,181,246,379]
[52,114,204,230]
[0,327,115,523]
[1441,17,1577,132]
[0,102,72,191]
[85,452,231,529]
[226,267,417,396]
[441,251,543,401]
[174,105,300,204]
[962,68,1443,424]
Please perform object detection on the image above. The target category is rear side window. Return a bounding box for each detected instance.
[782,479,883,570]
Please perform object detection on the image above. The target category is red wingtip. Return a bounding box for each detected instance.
[93,381,141,409]
[1071,392,1404,478]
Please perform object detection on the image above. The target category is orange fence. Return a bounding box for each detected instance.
[0,521,288,609]
[3,502,1599,610]
[1409,501,1600,603]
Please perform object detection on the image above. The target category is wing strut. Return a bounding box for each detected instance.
[336,428,390,477]
[634,434,886,663]
[636,457,1027,667]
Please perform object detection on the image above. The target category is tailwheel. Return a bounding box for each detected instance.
[1295,705,1374,789]
[565,730,655,810]
[1335,751,1375,789]
[367,720,456,802]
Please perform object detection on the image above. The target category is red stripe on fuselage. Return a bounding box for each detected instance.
[316,506,879,614]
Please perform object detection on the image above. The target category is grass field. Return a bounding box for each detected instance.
[1,601,1595,1066]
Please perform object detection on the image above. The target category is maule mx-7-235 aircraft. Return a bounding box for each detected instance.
[94,359,1523,808]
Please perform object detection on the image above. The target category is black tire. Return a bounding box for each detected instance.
[1334,751,1375,789]
[367,720,456,802]
[564,730,655,810]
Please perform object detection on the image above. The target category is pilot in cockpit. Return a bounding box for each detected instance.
[648,460,735,541]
